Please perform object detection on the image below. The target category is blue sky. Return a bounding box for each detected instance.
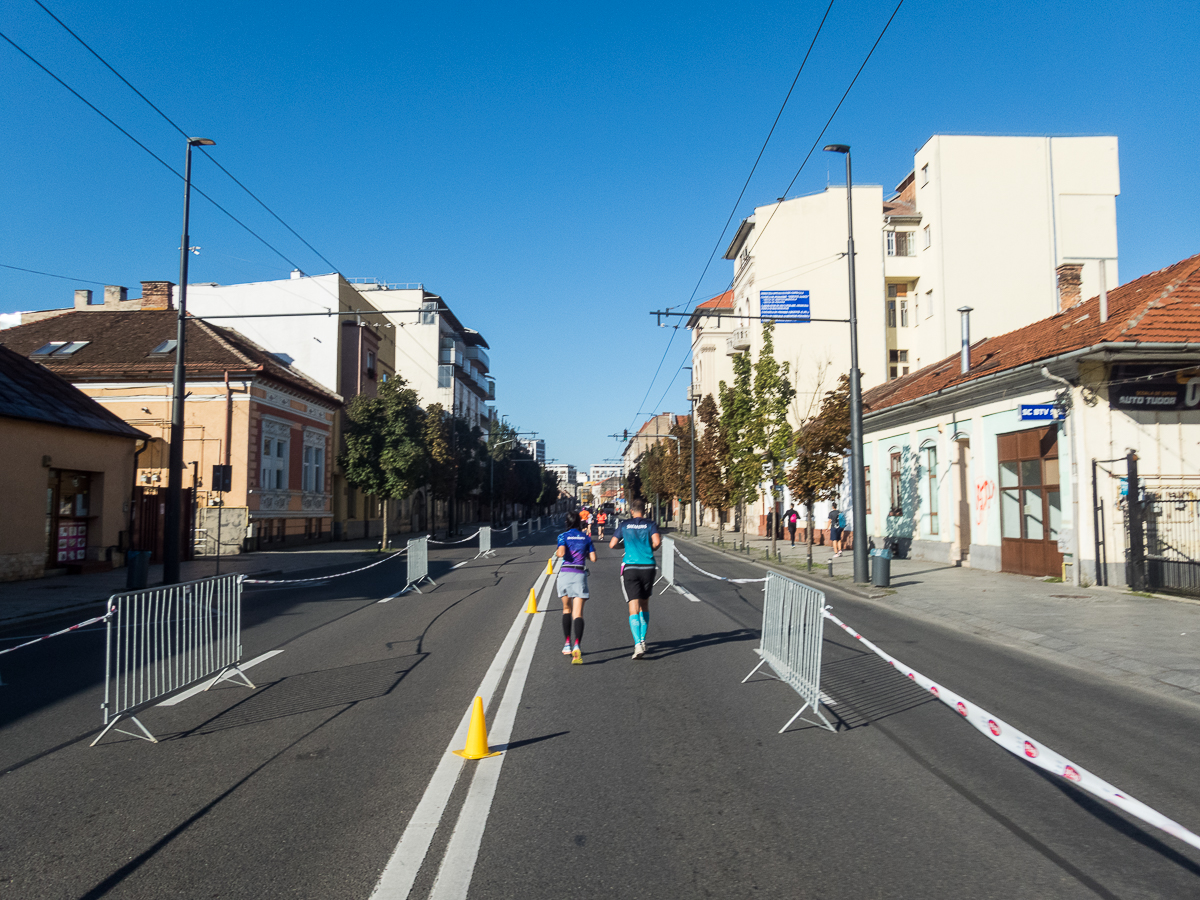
[2,0,1198,472]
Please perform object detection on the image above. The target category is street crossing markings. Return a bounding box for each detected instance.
[155,650,284,707]
[369,567,551,899]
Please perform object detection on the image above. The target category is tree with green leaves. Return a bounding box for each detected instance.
[340,377,428,551]
[751,320,797,557]
[695,393,732,532]
[424,403,455,537]
[665,416,693,529]
[637,443,668,521]
[787,373,850,568]
[720,341,759,550]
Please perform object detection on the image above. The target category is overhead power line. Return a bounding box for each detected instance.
[629,0,907,435]
[31,0,339,275]
[0,262,111,285]
[0,28,307,274]
[628,0,836,430]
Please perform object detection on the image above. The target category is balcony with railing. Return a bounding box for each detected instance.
[726,327,751,355]
[464,345,490,371]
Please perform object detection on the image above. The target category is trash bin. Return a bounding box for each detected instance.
[126,550,151,591]
[870,547,892,588]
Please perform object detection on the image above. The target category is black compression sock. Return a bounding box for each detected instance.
[562,613,573,641]
[573,617,585,646]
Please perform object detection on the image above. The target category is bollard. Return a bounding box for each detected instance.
[828,560,833,577]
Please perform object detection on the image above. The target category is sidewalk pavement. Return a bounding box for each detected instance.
[0,527,475,629]
[672,522,1200,708]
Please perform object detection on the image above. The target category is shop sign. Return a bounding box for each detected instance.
[1109,364,1200,411]
[1018,404,1063,421]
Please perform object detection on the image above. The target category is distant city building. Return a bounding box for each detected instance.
[546,463,577,499]
[521,439,545,463]
[589,464,622,483]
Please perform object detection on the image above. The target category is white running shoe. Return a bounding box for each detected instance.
[632,642,646,659]
[562,640,573,655]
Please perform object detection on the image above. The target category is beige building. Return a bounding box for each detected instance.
[0,344,146,582]
[2,284,342,557]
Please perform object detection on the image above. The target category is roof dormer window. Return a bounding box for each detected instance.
[31,342,69,356]
[31,341,89,357]
[149,339,178,355]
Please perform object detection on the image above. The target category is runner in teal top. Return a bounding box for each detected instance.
[609,498,661,659]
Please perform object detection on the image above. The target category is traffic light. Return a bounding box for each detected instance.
[623,429,628,442]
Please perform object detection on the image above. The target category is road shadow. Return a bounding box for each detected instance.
[645,628,759,661]
[817,650,937,730]
[1030,764,1200,880]
[494,731,569,752]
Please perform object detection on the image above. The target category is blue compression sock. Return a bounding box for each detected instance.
[629,614,641,642]
[637,611,649,642]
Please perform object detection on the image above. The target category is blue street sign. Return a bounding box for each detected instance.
[1019,404,1063,421]
[759,290,810,321]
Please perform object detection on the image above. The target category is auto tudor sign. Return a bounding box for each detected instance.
[1109,364,1200,411]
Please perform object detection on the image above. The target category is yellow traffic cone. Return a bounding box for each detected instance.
[453,696,501,759]
[525,587,539,614]
[545,557,554,575]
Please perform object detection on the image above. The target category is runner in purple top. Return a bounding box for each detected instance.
[556,511,597,664]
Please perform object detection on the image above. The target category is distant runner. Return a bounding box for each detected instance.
[557,511,597,664]
[829,502,845,557]
[784,505,800,546]
[609,498,661,659]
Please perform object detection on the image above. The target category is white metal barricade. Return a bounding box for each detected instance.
[657,536,676,593]
[405,536,437,593]
[743,572,835,733]
[94,573,254,746]
[511,521,519,543]
[475,526,495,558]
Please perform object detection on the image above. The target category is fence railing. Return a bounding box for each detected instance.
[742,572,834,732]
[93,573,255,746]
[658,536,676,593]
[405,536,437,593]
[476,526,495,558]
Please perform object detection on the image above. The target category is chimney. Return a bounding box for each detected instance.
[958,306,973,375]
[103,285,128,306]
[140,281,175,310]
[1056,263,1083,311]
[74,289,94,309]
[290,269,303,280]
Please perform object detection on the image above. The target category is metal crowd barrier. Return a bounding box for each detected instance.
[743,572,835,733]
[511,521,519,543]
[93,573,255,746]
[657,536,676,593]
[475,526,495,558]
[405,536,437,593]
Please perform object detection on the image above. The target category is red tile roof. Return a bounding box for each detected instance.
[864,252,1200,413]
[0,310,342,406]
[687,290,735,328]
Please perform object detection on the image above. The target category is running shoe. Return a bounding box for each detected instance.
[571,646,583,665]
[632,642,645,660]
[562,640,572,655]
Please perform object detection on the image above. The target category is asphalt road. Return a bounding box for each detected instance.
[2,528,1199,899]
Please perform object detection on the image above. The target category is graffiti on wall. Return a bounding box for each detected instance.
[975,479,996,527]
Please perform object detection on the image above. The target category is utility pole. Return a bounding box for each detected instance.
[163,136,214,585]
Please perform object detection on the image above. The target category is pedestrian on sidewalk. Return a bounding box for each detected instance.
[556,511,596,664]
[609,497,661,659]
[784,505,800,546]
[829,502,845,556]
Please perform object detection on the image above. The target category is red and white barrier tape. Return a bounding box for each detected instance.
[427,529,482,546]
[674,548,768,584]
[0,607,114,657]
[822,607,1200,852]
[244,548,407,585]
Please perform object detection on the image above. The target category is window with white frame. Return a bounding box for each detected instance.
[923,225,931,249]
[923,443,939,535]
[921,163,929,186]
[886,231,915,257]
[260,420,291,490]
[302,430,326,492]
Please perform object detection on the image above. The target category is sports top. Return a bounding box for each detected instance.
[614,517,659,567]
[557,528,595,571]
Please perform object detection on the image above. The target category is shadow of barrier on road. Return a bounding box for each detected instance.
[816,648,938,731]
[173,653,425,738]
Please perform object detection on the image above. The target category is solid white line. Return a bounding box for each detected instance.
[451,560,471,570]
[674,584,702,603]
[369,567,549,899]
[156,650,284,706]
[428,570,550,900]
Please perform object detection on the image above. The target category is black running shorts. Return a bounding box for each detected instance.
[621,565,656,602]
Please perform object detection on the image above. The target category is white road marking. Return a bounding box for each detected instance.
[156,650,284,706]
[369,568,550,899]
[451,560,471,570]
[428,571,552,900]
[674,584,702,602]
[378,588,407,603]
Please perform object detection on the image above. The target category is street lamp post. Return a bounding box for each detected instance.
[163,136,215,585]
[823,144,869,584]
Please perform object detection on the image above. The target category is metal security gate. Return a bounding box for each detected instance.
[1127,479,1200,598]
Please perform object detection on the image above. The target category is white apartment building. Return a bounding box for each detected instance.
[589,464,623,483]
[350,282,495,433]
[522,439,546,463]
[689,134,1120,535]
